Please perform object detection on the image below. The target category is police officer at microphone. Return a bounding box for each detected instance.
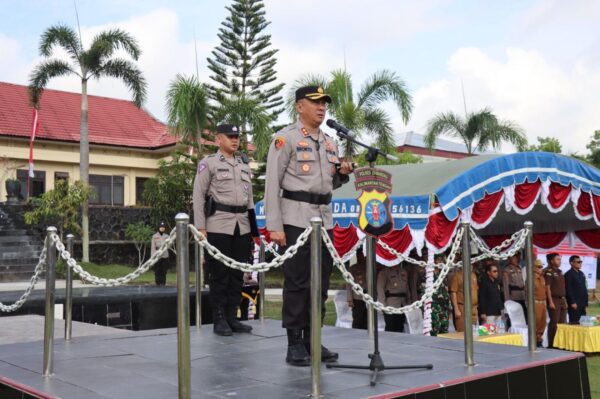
[193,124,259,336]
[265,86,354,366]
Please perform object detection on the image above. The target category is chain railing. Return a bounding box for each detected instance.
[0,242,47,312]
[189,225,310,272]
[324,227,465,315]
[50,230,176,287]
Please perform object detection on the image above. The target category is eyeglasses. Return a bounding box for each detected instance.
[574,260,583,264]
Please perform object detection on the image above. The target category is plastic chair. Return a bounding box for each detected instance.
[405,308,424,334]
[505,300,528,346]
[333,290,353,328]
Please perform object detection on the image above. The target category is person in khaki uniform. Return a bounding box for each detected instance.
[150,222,170,286]
[531,259,549,347]
[377,263,412,332]
[193,124,258,337]
[544,252,567,348]
[265,85,353,366]
[502,253,527,325]
[346,249,368,330]
[449,268,479,332]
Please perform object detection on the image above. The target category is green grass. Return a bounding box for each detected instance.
[263,299,337,326]
[264,267,347,289]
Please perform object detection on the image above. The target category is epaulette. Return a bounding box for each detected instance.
[206,154,216,158]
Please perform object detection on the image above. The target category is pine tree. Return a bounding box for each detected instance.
[207,0,284,121]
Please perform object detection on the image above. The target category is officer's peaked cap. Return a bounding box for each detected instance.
[216,124,240,136]
[295,85,332,103]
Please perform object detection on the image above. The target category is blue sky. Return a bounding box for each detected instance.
[1,0,599,154]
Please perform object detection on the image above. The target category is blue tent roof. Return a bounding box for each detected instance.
[256,152,600,231]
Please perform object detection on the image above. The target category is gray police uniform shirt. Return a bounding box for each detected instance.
[151,232,169,259]
[502,264,526,302]
[264,120,348,231]
[193,150,254,235]
[377,266,411,307]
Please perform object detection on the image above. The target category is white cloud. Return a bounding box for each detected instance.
[404,46,600,154]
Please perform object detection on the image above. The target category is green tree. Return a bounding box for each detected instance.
[285,69,412,161]
[207,0,284,151]
[165,74,209,154]
[29,24,147,262]
[141,152,197,227]
[125,222,154,266]
[24,180,93,239]
[518,136,562,153]
[586,130,600,169]
[355,149,422,166]
[425,108,526,154]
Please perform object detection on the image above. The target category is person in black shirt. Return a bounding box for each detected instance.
[565,255,588,324]
[478,261,504,325]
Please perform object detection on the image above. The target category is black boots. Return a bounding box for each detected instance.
[303,328,339,363]
[226,306,253,333]
[286,329,310,367]
[213,307,232,336]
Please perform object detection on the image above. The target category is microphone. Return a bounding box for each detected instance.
[326,119,351,136]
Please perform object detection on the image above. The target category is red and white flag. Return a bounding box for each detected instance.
[28,109,40,178]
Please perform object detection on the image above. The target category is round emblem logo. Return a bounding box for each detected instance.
[365,199,387,227]
[301,163,311,172]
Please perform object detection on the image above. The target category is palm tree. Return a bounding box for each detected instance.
[29,24,147,262]
[286,69,412,160]
[424,108,526,154]
[165,74,209,155]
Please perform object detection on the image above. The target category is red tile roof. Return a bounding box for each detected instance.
[0,81,177,149]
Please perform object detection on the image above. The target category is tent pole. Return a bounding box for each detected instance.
[524,221,537,351]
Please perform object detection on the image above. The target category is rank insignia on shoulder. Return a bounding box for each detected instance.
[301,127,309,137]
[274,136,286,150]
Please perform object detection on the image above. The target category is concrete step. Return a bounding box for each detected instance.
[0,257,41,267]
[1,250,43,260]
[0,229,28,237]
[0,269,41,282]
[0,236,40,244]
[0,242,43,249]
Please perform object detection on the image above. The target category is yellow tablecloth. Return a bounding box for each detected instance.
[553,324,600,353]
[438,332,524,347]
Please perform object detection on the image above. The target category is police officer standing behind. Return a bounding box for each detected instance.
[544,253,567,348]
[265,86,354,366]
[377,263,412,332]
[151,222,170,286]
[193,124,258,336]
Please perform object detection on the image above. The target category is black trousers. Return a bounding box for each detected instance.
[207,226,252,310]
[154,257,169,286]
[384,314,406,332]
[351,299,368,330]
[568,305,586,324]
[282,224,334,330]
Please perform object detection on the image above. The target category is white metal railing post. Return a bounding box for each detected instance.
[460,222,475,366]
[43,227,57,376]
[175,214,191,399]
[64,234,74,341]
[310,217,322,398]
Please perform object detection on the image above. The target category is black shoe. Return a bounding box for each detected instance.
[303,328,339,363]
[286,329,310,367]
[226,307,252,333]
[213,307,233,336]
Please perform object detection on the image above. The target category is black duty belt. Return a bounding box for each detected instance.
[385,291,407,298]
[282,189,332,205]
[214,202,247,214]
[509,285,524,291]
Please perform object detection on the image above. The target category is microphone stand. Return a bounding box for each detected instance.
[326,129,433,386]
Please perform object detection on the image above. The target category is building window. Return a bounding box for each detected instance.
[54,172,69,184]
[89,175,124,206]
[16,169,45,199]
[136,177,149,205]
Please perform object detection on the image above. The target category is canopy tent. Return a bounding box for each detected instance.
[256,152,600,265]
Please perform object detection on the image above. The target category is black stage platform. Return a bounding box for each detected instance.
[0,285,211,330]
[0,319,590,399]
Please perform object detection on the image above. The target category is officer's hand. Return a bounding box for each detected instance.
[454,308,462,317]
[199,229,208,239]
[339,161,355,175]
[347,300,354,308]
[571,303,578,310]
[270,231,286,247]
[549,302,556,310]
